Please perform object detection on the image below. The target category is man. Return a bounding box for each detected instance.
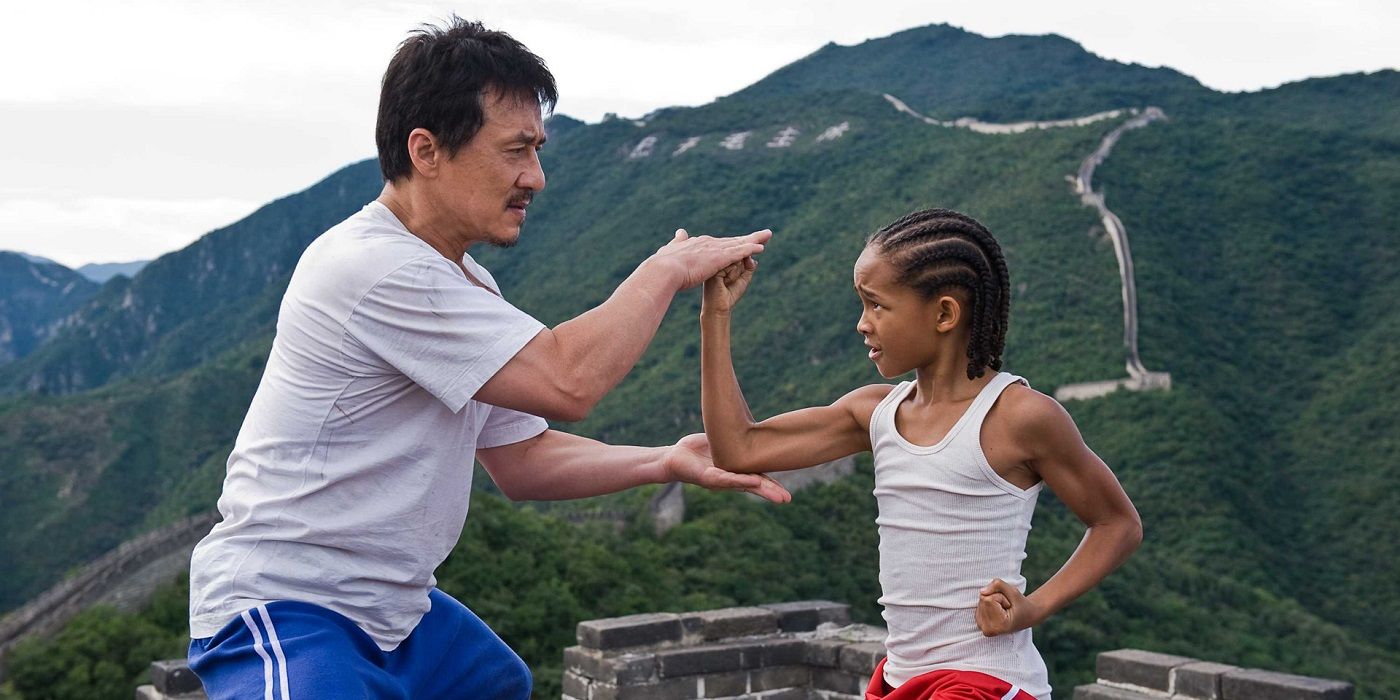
[187,18,783,699]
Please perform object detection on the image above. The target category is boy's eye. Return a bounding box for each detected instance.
[872,303,883,311]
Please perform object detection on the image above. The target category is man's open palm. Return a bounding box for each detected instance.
[666,433,791,503]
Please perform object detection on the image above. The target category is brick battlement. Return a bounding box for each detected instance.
[563,601,872,699]
[132,602,1357,700]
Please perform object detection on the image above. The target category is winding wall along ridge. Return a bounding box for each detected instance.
[881,94,1171,400]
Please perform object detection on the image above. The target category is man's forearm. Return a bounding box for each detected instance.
[484,430,669,501]
[551,257,679,410]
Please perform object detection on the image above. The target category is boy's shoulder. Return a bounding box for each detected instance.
[837,383,899,426]
[994,379,1079,442]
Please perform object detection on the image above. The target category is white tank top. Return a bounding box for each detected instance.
[870,371,1052,698]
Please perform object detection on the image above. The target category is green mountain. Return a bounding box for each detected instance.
[732,24,1209,120]
[74,260,150,284]
[0,163,382,394]
[3,23,1399,699]
[0,253,99,365]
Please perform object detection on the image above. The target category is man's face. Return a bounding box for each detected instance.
[436,89,547,247]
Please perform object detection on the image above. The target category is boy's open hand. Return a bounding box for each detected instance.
[975,578,1042,636]
[664,433,791,503]
[702,257,757,315]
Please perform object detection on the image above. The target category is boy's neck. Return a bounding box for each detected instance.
[911,356,996,404]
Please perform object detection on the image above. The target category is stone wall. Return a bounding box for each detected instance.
[131,601,1359,700]
[563,603,1357,700]
[1076,649,1354,700]
[563,601,872,699]
[0,512,216,676]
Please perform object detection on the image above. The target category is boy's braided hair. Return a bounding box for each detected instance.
[866,208,1010,379]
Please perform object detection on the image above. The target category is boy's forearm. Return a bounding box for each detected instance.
[1025,517,1142,624]
[700,311,759,471]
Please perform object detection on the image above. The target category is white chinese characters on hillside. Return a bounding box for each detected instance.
[816,122,850,142]
[720,131,752,150]
[672,136,701,156]
[622,122,855,160]
[767,127,800,148]
[627,136,658,159]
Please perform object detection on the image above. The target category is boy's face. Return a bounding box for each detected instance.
[853,246,963,379]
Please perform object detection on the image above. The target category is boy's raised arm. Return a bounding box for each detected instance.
[701,261,888,474]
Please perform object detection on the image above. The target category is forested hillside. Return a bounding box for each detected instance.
[3,23,1398,700]
[0,254,98,365]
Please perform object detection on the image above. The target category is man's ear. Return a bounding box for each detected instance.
[406,128,440,179]
[934,295,963,333]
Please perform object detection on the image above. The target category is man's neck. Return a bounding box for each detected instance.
[376,182,471,263]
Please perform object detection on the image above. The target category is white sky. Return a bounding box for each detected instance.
[2,0,1396,268]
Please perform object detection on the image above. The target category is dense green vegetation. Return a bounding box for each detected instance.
[3,22,1398,700]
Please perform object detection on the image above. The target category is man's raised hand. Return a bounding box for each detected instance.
[664,433,791,503]
[652,228,770,291]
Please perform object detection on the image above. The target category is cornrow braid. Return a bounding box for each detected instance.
[866,208,1011,379]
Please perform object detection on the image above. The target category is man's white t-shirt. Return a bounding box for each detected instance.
[189,201,547,650]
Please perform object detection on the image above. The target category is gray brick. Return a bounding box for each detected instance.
[752,638,806,667]
[616,676,698,700]
[1072,684,1157,700]
[1096,649,1198,691]
[837,642,885,675]
[751,666,810,691]
[1174,661,1240,699]
[749,689,809,700]
[1221,669,1354,700]
[701,670,749,697]
[803,639,845,668]
[563,646,657,684]
[680,607,779,641]
[811,668,864,694]
[657,643,750,677]
[150,659,203,695]
[760,601,852,632]
[588,682,619,700]
[578,612,684,650]
[134,687,162,700]
[562,671,591,699]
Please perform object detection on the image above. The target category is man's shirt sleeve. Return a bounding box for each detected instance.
[344,257,545,413]
[477,404,549,448]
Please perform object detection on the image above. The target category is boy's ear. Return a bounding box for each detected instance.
[934,295,962,333]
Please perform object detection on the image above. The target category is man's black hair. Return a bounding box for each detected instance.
[867,208,1011,380]
[376,17,558,183]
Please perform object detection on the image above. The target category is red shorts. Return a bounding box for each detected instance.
[865,658,1037,700]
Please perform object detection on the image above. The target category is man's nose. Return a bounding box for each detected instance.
[519,151,546,192]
